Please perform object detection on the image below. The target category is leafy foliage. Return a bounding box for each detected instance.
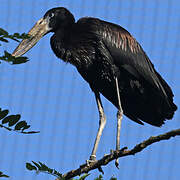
[0,28,29,43]
[94,175,117,180]
[0,28,38,179]
[0,108,39,134]
[0,29,33,133]
[0,27,120,180]
[26,161,90,180]
[26,161,117,180]
[0,27,29,64]
[0,51,29,64]
[0,171,9,178]
[26,161,63,179]
[94,175,103,180]
[110,178,117,180]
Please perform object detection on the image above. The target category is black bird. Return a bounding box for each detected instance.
[12,7,177,166]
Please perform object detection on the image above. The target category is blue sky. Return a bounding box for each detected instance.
[0,0,180,179]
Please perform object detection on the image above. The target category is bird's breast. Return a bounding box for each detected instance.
[77,58,116,91]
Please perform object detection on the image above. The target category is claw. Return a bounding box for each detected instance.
[86,155,97,166]
[110,149,120,168]
[110,149,116,154]
[90,155,96,161]
[115,159,119,169]
[98,166,104,174]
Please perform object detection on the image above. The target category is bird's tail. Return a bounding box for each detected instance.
[121,71,177,127]
[155,72,177,120]
[137,71,177,127]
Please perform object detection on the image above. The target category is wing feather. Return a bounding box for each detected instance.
[77,17,168,96]
[76,17,177,124]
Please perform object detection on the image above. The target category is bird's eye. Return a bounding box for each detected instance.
[49,13,54,18]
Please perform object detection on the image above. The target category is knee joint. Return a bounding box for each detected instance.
[99,113,106,126]
[117,110,123,119]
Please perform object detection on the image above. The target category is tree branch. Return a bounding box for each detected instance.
[58,128,180,180]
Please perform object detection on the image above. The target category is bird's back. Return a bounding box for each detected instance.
[53,17,177,126]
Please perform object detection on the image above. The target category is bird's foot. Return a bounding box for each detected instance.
[86,155,97,166]
[90,154,96,161]
[110,147,128,168]
[110,149,117,155]
[110,149,120,169]
[86,155,104,174]
[115,159,119,169]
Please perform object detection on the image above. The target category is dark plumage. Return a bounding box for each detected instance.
[49,8,177,127]
[12,7,177,162]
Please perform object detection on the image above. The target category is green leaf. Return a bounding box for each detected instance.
[21,33,30,39]
[94,175,103,180]
[14,121,27,130]
[26,161,63,178]
[8,114,21,126]
[0,37,9,43]
[79,173,90,180]
[21,125,31,132]
[38,162,48,171]
[0,28,8,35]
[12,32,30,40]
[4,51,11,58]
[2,115,16,124]
[0,171,9,178]
[0,108,38,134]
[53,170,62,178]
[32,161,41,169]
[26,163,37,171]
[0,50,29,64]
[0,109,9,120]
[0,28,29,45]
[7,35,20,42]
[12,56,29,64]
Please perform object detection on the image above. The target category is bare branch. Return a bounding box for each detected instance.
[58,128,180,180]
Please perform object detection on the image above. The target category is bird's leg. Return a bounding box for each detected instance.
[115,77,123,168]
[89,91,106,162]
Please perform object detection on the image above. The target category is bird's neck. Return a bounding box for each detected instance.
[50,23,96,69]
[50,24,74,63]
[54,23,74,42]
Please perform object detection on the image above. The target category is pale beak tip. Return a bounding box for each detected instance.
[11,53,16,57]
[11,17,49,58]
[11,52,18,58]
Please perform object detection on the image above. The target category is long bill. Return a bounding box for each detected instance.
[12,18,50,57]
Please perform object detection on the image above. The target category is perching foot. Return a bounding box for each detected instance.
[86,155,97,166]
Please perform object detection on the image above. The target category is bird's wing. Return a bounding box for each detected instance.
[99,20,165,92]
[77,18,166,94]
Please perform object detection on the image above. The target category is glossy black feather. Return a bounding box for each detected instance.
[49,8,177,126]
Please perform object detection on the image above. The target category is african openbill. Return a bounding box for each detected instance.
[12,7,177,166]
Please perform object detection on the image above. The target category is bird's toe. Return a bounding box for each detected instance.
[86,155,97,166]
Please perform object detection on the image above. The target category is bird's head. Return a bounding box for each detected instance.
[12,7,75,57]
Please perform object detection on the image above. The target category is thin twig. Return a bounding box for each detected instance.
[56,128,180,180]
